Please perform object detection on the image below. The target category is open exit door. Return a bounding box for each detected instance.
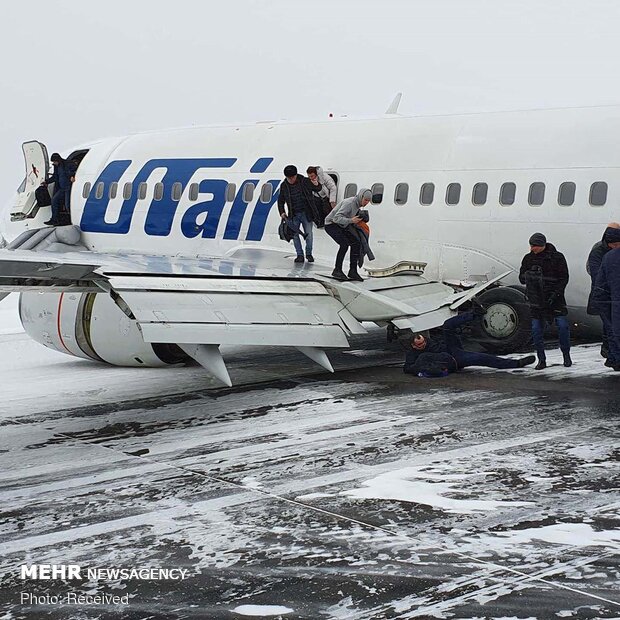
[11,141,50,221]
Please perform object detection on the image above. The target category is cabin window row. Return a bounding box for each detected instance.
[82,179,609,208]
[434,181,607,207]
[82,181,271,204]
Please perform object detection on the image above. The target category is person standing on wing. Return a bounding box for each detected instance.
[324,188,371,281]
[277,165,316,263]
[519,232,571,370]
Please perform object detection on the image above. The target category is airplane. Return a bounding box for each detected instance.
[0,97,613,384]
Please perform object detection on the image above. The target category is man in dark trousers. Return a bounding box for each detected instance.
[403,309,535,377]
[590,229,620,370]
[586,222,620,359]
[42,152,77,226]
[519,233,571,370]
[277,165,316,263]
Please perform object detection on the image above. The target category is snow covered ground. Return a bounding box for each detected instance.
[0,292,618,619]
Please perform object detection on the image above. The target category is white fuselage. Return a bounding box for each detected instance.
[4,106,618,333]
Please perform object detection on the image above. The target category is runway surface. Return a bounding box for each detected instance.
[0,295,618,619]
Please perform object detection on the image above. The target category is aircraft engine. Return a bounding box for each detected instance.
[18,291,188,367]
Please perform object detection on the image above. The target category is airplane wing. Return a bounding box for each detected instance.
[0,229,509,384]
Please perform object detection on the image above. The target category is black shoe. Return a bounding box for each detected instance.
[518,355,536,368]
[306,254,314,263]
[43,219,58,226]
[535,359,547,370]
[563,352,572,367]
[612,364,620,372]
[331,268,348,281]
[347,270,364,282]
[294,255,305,263]
[605,358,614,368]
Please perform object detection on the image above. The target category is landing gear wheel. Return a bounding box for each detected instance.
[472,286,532,354]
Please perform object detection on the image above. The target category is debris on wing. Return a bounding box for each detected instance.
[366,261,427,278]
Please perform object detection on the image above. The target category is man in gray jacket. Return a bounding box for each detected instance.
[324,188,371,281]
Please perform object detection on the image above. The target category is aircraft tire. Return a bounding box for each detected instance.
[472,286,532,354]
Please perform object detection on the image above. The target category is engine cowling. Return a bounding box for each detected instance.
[19,291,188,367]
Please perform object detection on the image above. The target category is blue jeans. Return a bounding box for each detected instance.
[291,212,313,256]
[444,312,520,369]
[51,188,71,220]
[531,316,571,360]
[600,315,620,363]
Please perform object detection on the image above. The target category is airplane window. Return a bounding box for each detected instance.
[420,183,435,205]
[558,182,576,206]
[528,182,545,206]
[344,183,357,198]
[589,181,608,207]
[153,182,164,201]
[446,183,461,205]
[95,182,104,200]
[138,182,148,200]
[260,183,273,202]
[394,183,409,205]
[371,183,384,204]
[172,182,183,201]
[500,182,516,206]
[82,182,91,199]
[109,182,118,200]
[226,183,237,202]
[472,183,488,205]
[242,183,255,203]
[123,182,133,200]
[188,183,199,201]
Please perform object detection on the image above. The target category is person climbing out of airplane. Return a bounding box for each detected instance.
[403,306,536,377]
[307,166,337,209]
[586,222,620,362]
[306,166,331,228]
[41,152,77,226]
[589,227,620,371]
[277,165,316,263]
[519,233,571,370]
[324,188,374,282]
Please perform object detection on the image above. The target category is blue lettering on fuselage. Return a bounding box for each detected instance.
[80,157,281,242]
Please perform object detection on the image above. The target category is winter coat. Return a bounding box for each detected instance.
[278,218,308,243]
[403,336,449,374]
[586,239,610,315]
[344,222,375,266]
[316,167,337,203]
[403,351,458,377]
[46,159,77,190]
[325,189,368,227]
[277,175,315,219]
[518,243,569,319]
[590,247,620,329]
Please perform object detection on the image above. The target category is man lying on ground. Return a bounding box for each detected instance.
[403,308,535,378]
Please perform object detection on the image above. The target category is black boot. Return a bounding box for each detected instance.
[347,268,364,282]
[306,254,314,262]
[562,351,572,367]
[518,355,536,367]
[43,219,58,226]
[535,356,547,370]
[331,268,347,281]
[294,255,304,263]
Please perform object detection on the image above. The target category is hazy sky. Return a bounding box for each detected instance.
[1,0,619,200]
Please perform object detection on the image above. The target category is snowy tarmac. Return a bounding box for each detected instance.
[0,295,618,619]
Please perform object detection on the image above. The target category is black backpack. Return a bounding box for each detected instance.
[35,185,52,208]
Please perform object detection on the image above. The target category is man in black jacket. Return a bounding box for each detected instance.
[403,310,535,377]
[586,222,620,359]
[277,165,316,263]
[519,233,571,370]
[42,152,77,226]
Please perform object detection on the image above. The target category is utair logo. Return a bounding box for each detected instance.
[80,156,279,241]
